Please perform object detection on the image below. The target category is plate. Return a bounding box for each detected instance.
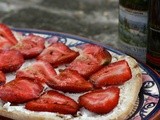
[10,28,160,120]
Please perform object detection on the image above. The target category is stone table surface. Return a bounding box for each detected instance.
[0,0,119,49]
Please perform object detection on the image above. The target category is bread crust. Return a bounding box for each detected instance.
[0,56,142,120]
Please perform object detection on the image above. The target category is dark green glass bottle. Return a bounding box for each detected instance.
[119,0,148,62]
[146,0,160,73]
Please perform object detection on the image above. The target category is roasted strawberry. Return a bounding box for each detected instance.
[0,71,6,85]
[12,34,45,59]
[79,44,112,65]
[79,86,120,114]
[25,90,79,115]
[37,42,79,67]
[0,50,24,72]
[16,61,57,84]
[47,69,93,93]
[0,23,18,45]
[0,78,44,103]
[67,43,112,78]
[90,60,132,88]
[0,36,14,50]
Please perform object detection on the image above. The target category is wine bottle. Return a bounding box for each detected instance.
[118,0,148,62]
[146,0,160,73]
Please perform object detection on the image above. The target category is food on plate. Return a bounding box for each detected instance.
[0,78,43,103]
[12,34,45,59]
[25,90,79,115]
[0,35,14,50]
[0,50,24,72]
[47,69,93,93]
[89,60,132,88]
[0,23,18,45]
[0,24,142,120]
[67,43,112,78]
[79,86,120,114]
[16,60,57,84]
[37,42,79,67]
[0,71,6,85]
[0,24,45,58]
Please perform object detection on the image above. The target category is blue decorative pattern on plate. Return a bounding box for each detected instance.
[13,28,160,120]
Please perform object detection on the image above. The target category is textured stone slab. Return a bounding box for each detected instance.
[0,0,118,48]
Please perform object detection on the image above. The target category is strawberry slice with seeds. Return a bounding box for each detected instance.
[16,61,57,84]
[37,42,79,67]
[0,71,6,85]
[47,69,93,93]
[12,34,45,59]
[79,86,120,114]
[0,50,24,72]
[90,60,132,88]
[67,44,112,78]
[0,23,18,45]
[0,78,44,103]
[0,36,14,50]
[25,90,79,115]
[79,44,111,65]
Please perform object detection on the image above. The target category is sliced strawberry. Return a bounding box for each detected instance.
[79,86,120,114]
[0,36,14,50]
[16,61,57,84]
[79,44,112,65]
[37,42,79,67]
[67,57,101,78]
[0,71,6,85]
[90,60,132,88]
[47,69,93,93]
[25,90,79,115]
[12,34,45,59]
[0,50,24,72]
[67,44,112,78]
[0,78,43,103]
[0,23,18,45]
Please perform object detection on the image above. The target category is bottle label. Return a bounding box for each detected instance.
[119,5,148,62]
[119,40,147,61]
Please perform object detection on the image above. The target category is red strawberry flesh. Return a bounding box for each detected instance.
[25,90,79,114]
[0,50,24,72]
[12,34,45,59]
[0,71,6,85]
[0,78,43,103]
[0,23,18,45]
[67,43,112,78]
[90,60,132,88]
[47,69,93,93]
[37,42,79,67]
[16,60,57,84]
[79,86,120,114]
